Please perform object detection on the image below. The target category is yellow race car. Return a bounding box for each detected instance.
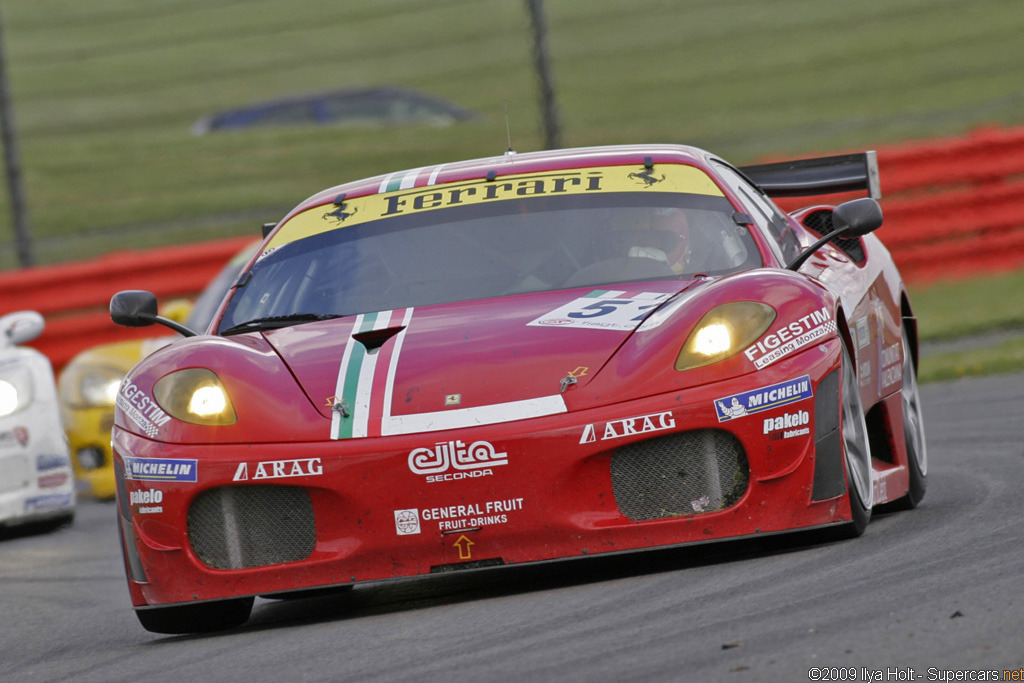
[58,243,256,499]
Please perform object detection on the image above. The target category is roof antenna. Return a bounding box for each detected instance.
[503,99,516,157]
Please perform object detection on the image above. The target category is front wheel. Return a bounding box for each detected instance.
[891,326,927,510]
[135,597,254,634]
[836,338,872,538]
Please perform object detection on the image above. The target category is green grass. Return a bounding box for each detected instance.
[918,336,1024,384]
[909,271,1024,341]
[2,0,1023,380]
[909,271,1024,382]
[2,0,1024,268]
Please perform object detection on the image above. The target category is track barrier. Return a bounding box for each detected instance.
[3,125,1023,370]
[775,125,1024,283]
[0,236,252,373]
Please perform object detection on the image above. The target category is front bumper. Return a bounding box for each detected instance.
[115,340,850,608]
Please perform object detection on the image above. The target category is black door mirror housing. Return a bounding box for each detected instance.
[832,197,883,237]
[110,290,196,337]
[786,198,883,271]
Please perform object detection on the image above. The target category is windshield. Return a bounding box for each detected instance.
[219,168,761,332]
[184,242,259,333]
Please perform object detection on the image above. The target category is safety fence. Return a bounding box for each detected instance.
[0,236,253,373]
[776,125,1024,282]
[3,125,1024,372]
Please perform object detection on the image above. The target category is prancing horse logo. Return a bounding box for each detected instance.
[323,204,358,224]
[628,168,665,187]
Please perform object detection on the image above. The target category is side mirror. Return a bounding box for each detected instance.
[786,198,883,271]
[110,290,159,327]
[160,299,194,324]
[832,197,883,237]
[0,310,45,347]
[110,291,196,337]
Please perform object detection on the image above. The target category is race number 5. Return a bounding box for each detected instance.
[528,291,669,331]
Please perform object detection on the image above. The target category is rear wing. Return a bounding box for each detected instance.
[739,151,880,200]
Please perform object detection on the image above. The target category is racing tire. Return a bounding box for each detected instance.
[835,338,872,538]
[890,327,927,510]
[135,597,254,634]
[32,511,75,535]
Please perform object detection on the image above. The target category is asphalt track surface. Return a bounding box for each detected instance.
[3,373,1023,683]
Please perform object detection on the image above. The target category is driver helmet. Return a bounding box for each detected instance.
[617,207,690,273]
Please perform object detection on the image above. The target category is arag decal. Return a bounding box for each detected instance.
[580,411,675,444]
[232,457,323,482]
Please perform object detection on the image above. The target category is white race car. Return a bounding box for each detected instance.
[0,311,75,532]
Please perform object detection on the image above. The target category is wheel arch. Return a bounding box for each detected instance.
[900,290,920,372]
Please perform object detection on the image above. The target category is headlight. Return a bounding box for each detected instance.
[0,367,33,417]
[675,302,777,371]
[62,364,124,408]
[81,371,122,407]
[153,368,236,426]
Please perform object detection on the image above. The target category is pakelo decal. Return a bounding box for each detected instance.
[129,488,164,515]
[763,410,811,440]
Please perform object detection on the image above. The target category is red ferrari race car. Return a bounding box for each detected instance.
[109,144,927,633]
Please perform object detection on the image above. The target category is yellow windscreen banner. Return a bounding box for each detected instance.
[263,164,724,253]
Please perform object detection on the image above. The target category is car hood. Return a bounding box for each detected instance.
[262,283,694,437]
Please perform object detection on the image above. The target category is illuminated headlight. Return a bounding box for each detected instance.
[0,367,33,417]
[62,364,124,408]
[81,371,122,407]
[153,368,236,426]
[675,302,777,371]
[76,446,105,470]
[0,379,19,416]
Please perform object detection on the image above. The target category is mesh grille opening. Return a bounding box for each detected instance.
[188,485,316,570]
[611,430,749,521]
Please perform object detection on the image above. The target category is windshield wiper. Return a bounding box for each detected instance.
[220,313,344,336]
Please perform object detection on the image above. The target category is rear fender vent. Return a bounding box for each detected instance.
[811,368,845,501]
[802,209,866,263]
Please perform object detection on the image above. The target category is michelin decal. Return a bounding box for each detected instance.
[715,375,813,422]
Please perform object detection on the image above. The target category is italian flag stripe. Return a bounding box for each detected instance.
[380,168,423,193]
[332,313,378,440]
